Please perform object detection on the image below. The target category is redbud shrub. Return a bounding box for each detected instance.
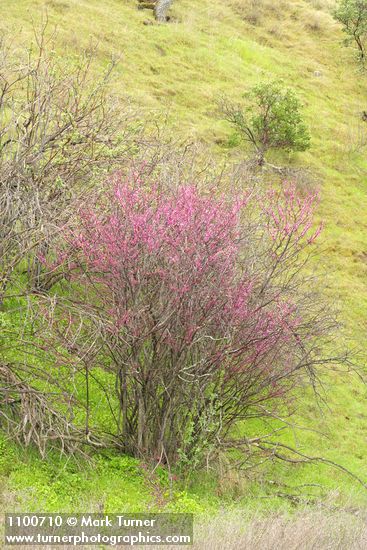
[40,171,339,467]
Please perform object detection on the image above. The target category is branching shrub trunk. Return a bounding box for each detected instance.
[0,363,85,457]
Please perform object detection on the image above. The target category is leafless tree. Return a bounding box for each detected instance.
[0,25,137,302]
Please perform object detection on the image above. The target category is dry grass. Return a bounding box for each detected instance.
[198,510,367,550]
[305,0,336,11]
[228,0,289,25]
[147,509,367,550]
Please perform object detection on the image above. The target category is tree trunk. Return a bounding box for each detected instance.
[154,0,173,22]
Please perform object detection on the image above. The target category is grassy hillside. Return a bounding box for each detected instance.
[2,0,367,515]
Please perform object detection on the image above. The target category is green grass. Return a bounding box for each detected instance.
[2,0,367,513]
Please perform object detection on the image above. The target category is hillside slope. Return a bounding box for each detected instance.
[2,0,367,511]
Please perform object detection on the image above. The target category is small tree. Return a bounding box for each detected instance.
[334,0,367,62]
[219,81,310,165]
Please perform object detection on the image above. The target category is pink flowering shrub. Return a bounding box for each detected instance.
[44,172,331,465]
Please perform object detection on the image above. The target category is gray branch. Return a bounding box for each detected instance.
[154,0,174,22]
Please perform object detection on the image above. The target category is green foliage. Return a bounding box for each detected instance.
[0,436,16,476]
[334,0,367,61]
[2,444,152,512]
[165,491,205,514]
[176,393,221,472]
[249,81,310,151]
[221,81,310,163]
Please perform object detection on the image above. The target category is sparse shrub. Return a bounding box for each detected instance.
[219,81,311,165]
[306,12,323,32]
[228,0,263,25]
[229,0,287,25]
